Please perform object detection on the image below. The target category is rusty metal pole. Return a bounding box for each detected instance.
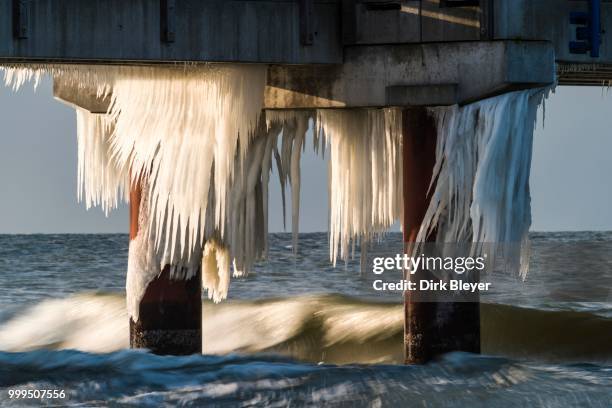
[402,108,480,364]
[128,181,203,355]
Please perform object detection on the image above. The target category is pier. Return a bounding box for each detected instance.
[1,0,610,363]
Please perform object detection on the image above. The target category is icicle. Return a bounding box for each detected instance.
[290,118,307,254]
[104,65,268,266]
[419,88,552,277]
[76,108,129,215]
[266,110,314,253]
[2,63,552,298]
[226,119,269,276]
[2,64,113,97]
[261,124,281,257]
[317,108,403,266]
[3,63,268,269]
[125,181,159,322]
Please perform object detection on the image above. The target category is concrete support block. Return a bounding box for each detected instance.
[386,84,458,107]
[53,41,555,112]
[53,80,109,113]
[265,41,555,108]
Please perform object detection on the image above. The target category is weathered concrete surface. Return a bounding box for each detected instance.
[53,41,555,111]
[265,41,554,108]
[495,0,604,62]
[494,0,612,84]
[386,84,458,107]
[0,0,491,64]
[4,0,612,85]
[53,81,110,114]
[345,0,612,84]
[344,0,485,45]
[0,0,342,64]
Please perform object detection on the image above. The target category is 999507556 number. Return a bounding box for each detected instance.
[7,389,66,399]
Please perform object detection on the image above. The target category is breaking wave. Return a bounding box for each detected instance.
[1,293,611,365]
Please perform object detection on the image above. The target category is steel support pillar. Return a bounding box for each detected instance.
[402,108,480,364]
[128,181,202,355]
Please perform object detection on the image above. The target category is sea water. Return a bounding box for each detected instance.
[0,232,611,407]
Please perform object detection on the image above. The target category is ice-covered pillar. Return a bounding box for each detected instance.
[402,108,480,364]
[128,181,203,355]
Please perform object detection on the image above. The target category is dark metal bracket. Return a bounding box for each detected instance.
[161,0,176,43]
[12,0,30,39]
[569,0,601,57]
[439,0,479,7]
[299,0,314,46]
[479,0,494,40]
[363,1,401,11]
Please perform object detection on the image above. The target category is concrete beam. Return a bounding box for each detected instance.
[265,41,555,108]
[0,0,493,65]
[6,0,612,86]
[386,84,459,107]
[53,80,110,114]
[53,41,554,111]
[0,0,342,65]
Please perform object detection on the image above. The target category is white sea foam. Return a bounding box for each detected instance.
[0,293,404,364]
[0,294,128,353]
[1,293,608,364]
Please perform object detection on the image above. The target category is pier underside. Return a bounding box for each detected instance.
[51,41,554,111]
[3,0,610,362]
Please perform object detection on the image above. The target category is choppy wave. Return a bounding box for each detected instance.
[0,350,610,407]
[1,293,611,365]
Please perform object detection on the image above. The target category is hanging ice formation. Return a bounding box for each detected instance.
[417,88,550,277]
[2,64,270,310]
[265,110,313,255]
[76,108,128,216]
[263,109,405,267]
[316,109,404,265]
[2,63,548,304]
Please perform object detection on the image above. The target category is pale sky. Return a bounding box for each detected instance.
[0,80,610,233]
